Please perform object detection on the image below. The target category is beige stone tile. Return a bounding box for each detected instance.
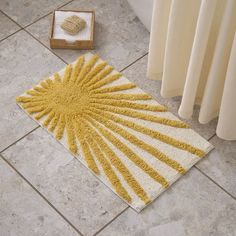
[197,136,236,198]
[26,0,149,70]
[0,157,79,236]
[0,30,65,151]
[122,55,217,140]
[2,128,127,236]
[0,12,20,41]
[98,168,236,236]
[0,0,71,27]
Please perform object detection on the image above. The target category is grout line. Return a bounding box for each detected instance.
[23,11,53,28]
[0,0,74,43]
[24,27,148,71]
[24,24,148,72]
[207,133,216,141]
[0,153,83,236]
[0,10,23,29]
[23,0,75,29]
[195,132,236,201]
[0,28,23,43]
[23,28,68,64]
[93,206,129,236]
[194,166,236,201]
[0,126,40,154]
[120,53,148,72]
[0,0,74,29]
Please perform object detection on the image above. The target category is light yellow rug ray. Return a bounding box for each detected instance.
[16,53,214,212]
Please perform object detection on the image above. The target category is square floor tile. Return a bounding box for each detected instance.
[0,30,65,151]
[2,128,127,236]
[26,0,149,70]
[197,136,236,198]
[0,0,71,27]
[0,157,79,236]
[0,12,20,41]
[98,168,236,236]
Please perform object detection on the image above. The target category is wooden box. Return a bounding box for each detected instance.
[50,10,95,49]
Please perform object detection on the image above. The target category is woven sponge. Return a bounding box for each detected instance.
[61,15,86,35]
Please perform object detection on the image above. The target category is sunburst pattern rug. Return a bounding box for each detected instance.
[16,53,213,212]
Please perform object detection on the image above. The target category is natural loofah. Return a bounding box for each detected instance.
[16,53,213,212]
[61,15,86,35]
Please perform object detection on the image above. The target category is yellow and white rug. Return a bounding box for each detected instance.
[16,53,213,212]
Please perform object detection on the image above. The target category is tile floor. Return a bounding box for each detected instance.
[0,0,235,235]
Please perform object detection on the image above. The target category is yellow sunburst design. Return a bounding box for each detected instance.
[16,54,205,205]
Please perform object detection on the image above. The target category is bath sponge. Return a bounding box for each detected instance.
[61,15,86,35]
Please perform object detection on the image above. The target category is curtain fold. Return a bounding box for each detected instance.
[147,0,236,140]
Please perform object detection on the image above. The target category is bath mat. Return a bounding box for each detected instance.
[16,53,213,212]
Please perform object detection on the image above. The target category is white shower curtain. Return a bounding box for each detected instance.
[147,0,236,140]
